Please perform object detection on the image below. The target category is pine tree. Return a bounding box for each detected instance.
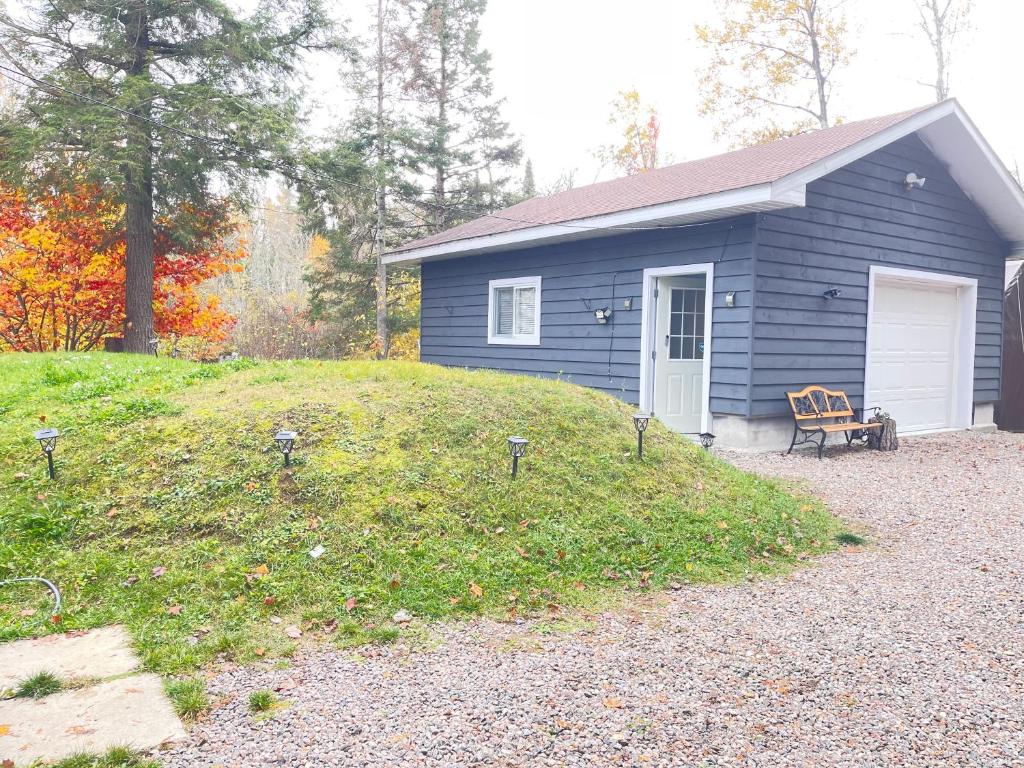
[0,0,334,353]
[395,0,521,233]
[522,159,537,199]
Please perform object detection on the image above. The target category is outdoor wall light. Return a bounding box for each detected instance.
[34,427,59,480]
[632,414,650,459]
[507,436,529,479]
[822,288,842,299]
[274,430,298,467]
[904,172,926,191]
[725,291,736,308]
[594,307,612,324]
[699,432,716,450]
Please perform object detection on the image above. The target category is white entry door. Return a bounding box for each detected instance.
[653,276,706,433]
[867,279,959,432]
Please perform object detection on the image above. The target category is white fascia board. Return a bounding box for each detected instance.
[383,182,800,267]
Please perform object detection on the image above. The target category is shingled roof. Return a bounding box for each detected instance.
[386,100,1024,264]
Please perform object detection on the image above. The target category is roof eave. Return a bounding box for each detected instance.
[383,182,805,267]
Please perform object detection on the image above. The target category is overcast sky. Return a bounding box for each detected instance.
[311,0,1022,190]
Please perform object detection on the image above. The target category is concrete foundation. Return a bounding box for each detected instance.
[712,402,1001,452]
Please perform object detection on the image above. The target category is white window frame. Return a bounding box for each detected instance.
[487,276,542,346]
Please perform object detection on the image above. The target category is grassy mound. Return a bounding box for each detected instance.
[0,353,839,672]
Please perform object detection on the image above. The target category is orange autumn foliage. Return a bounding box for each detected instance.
[0,185,244,352]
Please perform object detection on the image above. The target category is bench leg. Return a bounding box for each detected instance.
[787,423,799,455]
[816,431,827,460]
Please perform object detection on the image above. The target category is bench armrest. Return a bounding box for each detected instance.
[854,406,881,422]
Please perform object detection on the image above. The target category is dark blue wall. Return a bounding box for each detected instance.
[751,134,1006,417]
[419,133,1007,420]
[419,217,755,415]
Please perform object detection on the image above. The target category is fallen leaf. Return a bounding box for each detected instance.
[51,614,62,624]
[308,544,326,559]
[269,615,282,624]
[151,566,166,578]
[122,575,139,587]
[716,520,729,530]
[0,724,10,736]
[39,414,46,423]
[12,472,28,480]
[573,581,586,591]
[167,605,182,615]
[388,572,401,589]
[284,625,302,639]
[322,618,338,634]
[253,647,266,657]
[3,758,14,767]
[557,549,566,561]
[253,564,270,576]
[602,697,623,709]
[468,582,484,598]
[263,596,276,606]
[19,608,36,617]
[514,545,529,559]
[106,507,120,518]
[448,597,462,606]
[344,597,357,612]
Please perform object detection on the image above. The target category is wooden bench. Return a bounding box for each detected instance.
[786,385,883,459]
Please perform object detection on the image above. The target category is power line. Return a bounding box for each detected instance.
[0,63,730,239]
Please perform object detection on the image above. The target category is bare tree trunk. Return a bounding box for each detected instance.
[929,0,949,100]
[122,6,156,354]
[431,3,448,234]
[373,0,389,359]
[805,1,830,128]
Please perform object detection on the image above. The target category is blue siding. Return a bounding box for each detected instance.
[750,134,1006,417]
[420,217,755,414]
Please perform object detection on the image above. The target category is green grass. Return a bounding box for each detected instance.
[164,677,209,721]
[14,669,62,698]
[248,689,276,712]
[47,746,159,768]
[835,532,867,546]
[0,352,842,674]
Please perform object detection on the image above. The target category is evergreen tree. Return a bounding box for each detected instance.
[395,0,521,233]
[0,0,334,353]
[522,158,537,199]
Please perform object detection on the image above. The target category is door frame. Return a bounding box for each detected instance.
[639,263,715,433]
[864,265,978,432]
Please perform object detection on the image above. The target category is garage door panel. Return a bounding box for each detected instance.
[868,280,958,433]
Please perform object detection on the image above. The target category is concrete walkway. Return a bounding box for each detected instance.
[0,626,184,765]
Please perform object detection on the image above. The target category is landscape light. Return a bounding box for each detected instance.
[632,414,650,459]
[274,430,297,467]
[34,427,59,480]
[699,432,716,450]
[507,437,528,479]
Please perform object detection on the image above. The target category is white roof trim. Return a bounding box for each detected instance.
[387,99,1024,267]
[773,100,1024,251]
[384,183,803,266]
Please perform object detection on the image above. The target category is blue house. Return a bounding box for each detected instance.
[386,101,1024,450]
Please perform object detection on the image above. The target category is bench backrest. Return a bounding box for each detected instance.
[786,385,854,421]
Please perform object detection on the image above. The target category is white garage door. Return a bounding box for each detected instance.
[867,280,959,433]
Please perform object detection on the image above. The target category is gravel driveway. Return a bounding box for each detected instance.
[162,431,1024,767]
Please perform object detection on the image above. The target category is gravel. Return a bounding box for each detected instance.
[161,430,1024,767]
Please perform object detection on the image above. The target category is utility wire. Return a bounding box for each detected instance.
[0,64,734,239]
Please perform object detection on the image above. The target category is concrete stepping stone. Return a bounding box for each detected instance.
[0,673,186,765]
[0,626,139,689]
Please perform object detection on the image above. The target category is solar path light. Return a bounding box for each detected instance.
[34,427,59,480]
[632,414,650,459]
[699,432,716,450]
[274,430,297,467]
[507,437,528,479]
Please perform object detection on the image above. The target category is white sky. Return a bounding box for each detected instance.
[310,0,1022,189]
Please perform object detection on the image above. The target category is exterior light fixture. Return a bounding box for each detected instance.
[34,427,59,479]
[699,432,716,450]
[274,430,298,467]
[148,338,160,356]
[904,172,926,191]
[822,288,842,299]
[725,291,736,307]
[507,436,528,479]
[632,414,650,459]
[594,307,612,324]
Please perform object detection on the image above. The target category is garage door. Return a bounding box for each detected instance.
[867,280,959,433]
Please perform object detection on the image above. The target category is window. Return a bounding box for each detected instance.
[667,287,705,360]
[488,276,541,345]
